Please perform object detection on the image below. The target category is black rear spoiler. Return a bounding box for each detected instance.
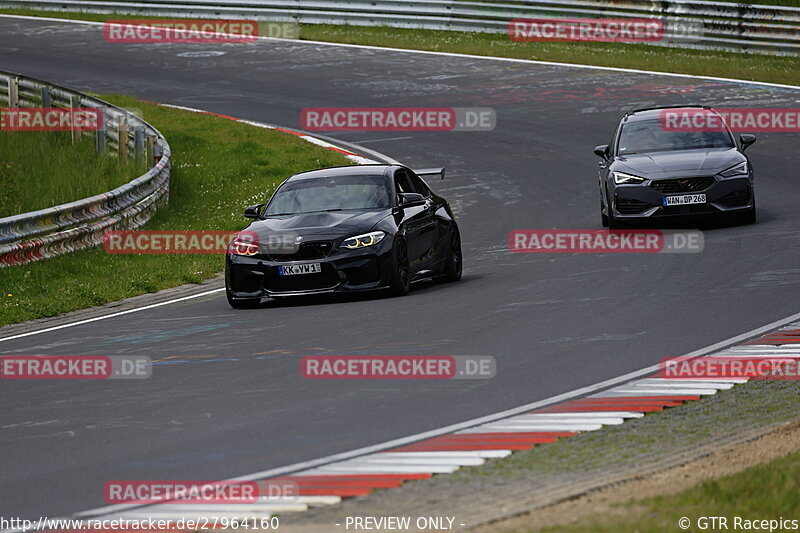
[414,167,445,180]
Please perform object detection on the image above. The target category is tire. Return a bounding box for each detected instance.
[389,238,411,296]
[226,290,261,309]
[608,208,623,229]
[438,227,463,283]
[601,201,609,228]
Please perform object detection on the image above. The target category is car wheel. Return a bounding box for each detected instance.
[608,207,623,229]
[601,200,609,228]
[437,227,462,283]
[226,290,261,309]
[389,238,410,296]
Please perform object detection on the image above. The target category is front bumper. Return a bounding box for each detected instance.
[611,176,753,219]
[225,239,394,299]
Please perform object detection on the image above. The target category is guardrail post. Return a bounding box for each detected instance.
[133,125,146,167]
[69,95,80,144]
[153,142,163,167]
[145,133,156,167]
[8,76,19,107]
[40,86,52,107]
[96,108,107,154]
[117,116,128,162]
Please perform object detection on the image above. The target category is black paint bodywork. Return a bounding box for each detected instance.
[226,165,458,300]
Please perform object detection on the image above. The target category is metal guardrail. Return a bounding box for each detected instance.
[1,0,798,54]
[0,71,171,267]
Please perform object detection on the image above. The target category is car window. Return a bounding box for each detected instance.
[394,169,415,198]
[617,118,734,156]
[408,172,432,198]
[265,174,391,215]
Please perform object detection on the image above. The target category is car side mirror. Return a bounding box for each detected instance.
[243,204,263,219]
[740,134,756,151]
[399,192,425,207]
[594,144,609,159]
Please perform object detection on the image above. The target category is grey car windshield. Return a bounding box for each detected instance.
[618,119,734,155]
[265,174,392,216]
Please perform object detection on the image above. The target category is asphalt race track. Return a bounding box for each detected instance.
[1,16,799,519]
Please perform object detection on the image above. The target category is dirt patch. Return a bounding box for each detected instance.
[478,418,800,532]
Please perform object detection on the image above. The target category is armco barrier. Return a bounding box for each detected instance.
[0,0,798,55]
[0,71,171,267]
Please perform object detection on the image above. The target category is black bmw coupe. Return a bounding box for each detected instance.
[225,164,462,308]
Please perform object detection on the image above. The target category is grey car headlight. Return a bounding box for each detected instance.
[719,161,748,177]
[613,171,646,185]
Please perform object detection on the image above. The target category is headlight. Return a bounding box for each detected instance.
[229,236,259,256]
[613,172,646,185]
[341,231,386,249]
[719,161,748,177]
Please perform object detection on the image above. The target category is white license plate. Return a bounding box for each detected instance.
[663,193,706,206]
[279,263,322,276]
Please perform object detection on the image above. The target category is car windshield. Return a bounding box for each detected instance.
[264,174,391,216]
[618,118,734,155]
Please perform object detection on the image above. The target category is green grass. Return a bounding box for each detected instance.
[0,96,350,326]
[1,8,798,86]
[0,130,141,217]
[541,448,800,532]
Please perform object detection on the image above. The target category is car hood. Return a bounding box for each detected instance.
[613,148,744,178]
[245,209,390,240]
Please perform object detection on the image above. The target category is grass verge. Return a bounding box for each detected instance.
[541,447,800,532]
[0,96,350,326]
[1,8,799,86]
[0,130,141,217]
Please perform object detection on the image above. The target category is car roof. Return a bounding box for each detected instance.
[287,164,395,181]
[622,105,716,124]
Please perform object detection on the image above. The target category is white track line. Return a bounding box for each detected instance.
[628,381,735,390]
[521,412,644,418]
[471,423,605,431]
[353,456,485,466]
[139,503,309,511]
[376,451,512,458]
[0,288,224,343]
[594,388,719,396]
[306,464,459,474]
[503,415,627,424]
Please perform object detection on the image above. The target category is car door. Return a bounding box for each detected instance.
[394,168,437,270]
[408,170,447,268]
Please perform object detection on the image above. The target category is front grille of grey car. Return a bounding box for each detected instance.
[649,176,715,194]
